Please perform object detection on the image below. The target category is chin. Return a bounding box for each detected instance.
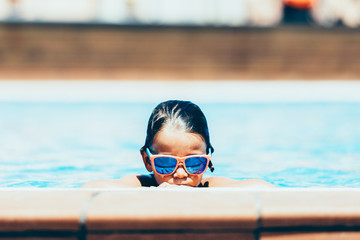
[172,181,189,186]
[171,180,193,186]
[176,181,199,187]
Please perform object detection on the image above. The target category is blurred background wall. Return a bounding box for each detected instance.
[0,0,359,80]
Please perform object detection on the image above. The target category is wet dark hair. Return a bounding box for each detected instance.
[141,100,214,154]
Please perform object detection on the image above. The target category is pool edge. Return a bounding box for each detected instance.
[1,188,360,239]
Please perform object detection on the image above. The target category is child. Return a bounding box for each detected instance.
[82,100,273,188]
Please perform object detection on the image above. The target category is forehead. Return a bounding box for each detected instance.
[151,128,206,155]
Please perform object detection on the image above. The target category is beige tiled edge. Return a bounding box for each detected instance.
[85,189,258,231]
[0,190,94,232]
[1,189,360,239]
[259,190,360,227]
[260,232,360,240]
[88,232,254,240]
[0,238,77,240]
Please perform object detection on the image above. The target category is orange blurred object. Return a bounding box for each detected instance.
[283,0,316,9]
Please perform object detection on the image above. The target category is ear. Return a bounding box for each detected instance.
[140,147,153,172]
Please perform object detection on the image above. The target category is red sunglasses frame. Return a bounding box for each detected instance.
[146,148,214,176]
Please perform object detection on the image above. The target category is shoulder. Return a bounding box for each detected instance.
[203,177,275,188]
[81,175,145,188]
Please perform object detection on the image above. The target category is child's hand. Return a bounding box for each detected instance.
[158,182,179,188]
[158,182,190,188]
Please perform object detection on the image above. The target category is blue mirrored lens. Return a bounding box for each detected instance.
[154,157,177,174]
[185,157,208,174]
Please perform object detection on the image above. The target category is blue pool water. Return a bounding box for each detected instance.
[0,102,359,188]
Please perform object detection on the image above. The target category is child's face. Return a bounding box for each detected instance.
[143,127,207,187]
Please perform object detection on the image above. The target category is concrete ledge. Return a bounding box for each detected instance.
[260,232,360,240]
[1,25,360,80]
[0,190,94,232]
[0,188,360,239]
[86,190,257,231]
[260,191,360,227]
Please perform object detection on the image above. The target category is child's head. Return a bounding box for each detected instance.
[140,100,214,187]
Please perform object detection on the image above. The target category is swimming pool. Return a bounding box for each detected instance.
[1,80,359,188]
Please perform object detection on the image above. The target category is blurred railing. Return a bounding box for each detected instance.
[0,0,359,28]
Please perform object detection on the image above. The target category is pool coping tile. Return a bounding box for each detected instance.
[1,188,360,237]
[85,189,259,231]
[260,231,360,240]
[87,232,254,240]
[258,190,360,228]
[0,190,95,231]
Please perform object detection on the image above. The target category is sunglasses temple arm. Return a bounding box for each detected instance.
[145,148,151,157]
[208,160,215,172]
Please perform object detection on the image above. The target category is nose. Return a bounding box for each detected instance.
[173,165,188,178]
